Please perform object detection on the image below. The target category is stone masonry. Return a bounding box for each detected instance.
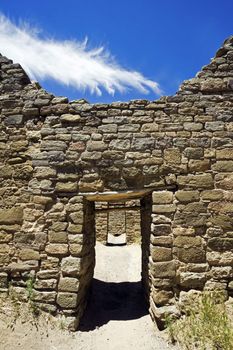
[95,200,141,244]
[0,36,233,330]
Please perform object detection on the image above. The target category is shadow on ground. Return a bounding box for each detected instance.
[79,278,148,331]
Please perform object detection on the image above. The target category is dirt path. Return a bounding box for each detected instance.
[0,243,177,350]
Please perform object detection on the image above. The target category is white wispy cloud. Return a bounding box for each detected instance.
[0,14,161,96]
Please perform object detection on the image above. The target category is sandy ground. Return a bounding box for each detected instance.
[0,243,177,350]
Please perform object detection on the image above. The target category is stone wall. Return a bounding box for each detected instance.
[95,200,141,244]
[0,36,233,330]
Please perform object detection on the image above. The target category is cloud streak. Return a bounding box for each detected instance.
[0,14,161,96]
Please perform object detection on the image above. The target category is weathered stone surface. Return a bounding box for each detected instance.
[34,279,57,290]
[48,231,68,243]
[179,272,207,289]
[177,174,214,189]
[151,246,172,262]
[0,208,23,224]
[207,237,233,251]
[164,148,181,164]
[150,260,176,278]
[151,224,171,236]
[57,292,78,308]
[61,257,82,277]
[175,190,199,203]
[4,114,23,126]
[19,249,40,261]
[174,247,206,263]
[172,226,195,236]
[174,236,203,248]
[55,182,78,192]
[152,204,176,214]
[58,277,80,292]
[152,191,173,204]
[45,244,69,256]
[32,291,56,303]
[60,114,81,122]
[152,288,173,306]
[207,251,233,266]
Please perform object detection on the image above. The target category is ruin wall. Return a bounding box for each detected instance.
[0,36,233,329]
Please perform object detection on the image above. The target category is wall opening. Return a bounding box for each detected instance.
[79,191,152,330]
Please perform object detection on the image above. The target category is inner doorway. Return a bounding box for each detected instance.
[95,199,141,246]
[79,191,152,330]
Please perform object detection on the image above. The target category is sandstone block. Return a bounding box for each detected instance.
[209,266,232,279]
[207,237,233,251]
[184,147,203,159]
[55,182,78,193]
[109,139,130,151]
[150,260,176,278]
[19,249,40,261]
[0,207,23,224]
[151,246,172,262]
[208,201,233,214]
[172,226,195,236]
[51,222,68,231]
[175,190,199,203]
[69,244,82,256]
[57,292,78,308]
[164,148,181,164]
[152,191,173,204]
[79,179,103,192]
[37,270,59,279]
[58,277,80,292]
[174,247,206,263]
[67,224,83,234]
[87,141,108,151]
[205,121,224,131]
[207,251,233,266]
[212,161,233,172]
[152,204,176,214]
[177,174,214,189]
[179,272,206,288]
[131,138,154,151]
[98,124,118,133]
[45,244,68,255]
[34,167,56,179]
[152,289,173,306]
[32,291,56,303]
[141,123,159,132]
[41,140,67,151]
[216,148,233,159]
[174,236,203,248]
[189,159,210,172]
[60,114,81,122]
[184,122,203,131]
[151,224,171,236]
[61,257,82,277]
[150,235,173,247]
[34,279,57,290]
[4,114,23,125]
[48,231,68,243]
[201,190,223,201]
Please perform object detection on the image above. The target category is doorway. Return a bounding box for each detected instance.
[79,191,152,330]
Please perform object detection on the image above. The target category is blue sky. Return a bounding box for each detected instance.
[0,0,233,103]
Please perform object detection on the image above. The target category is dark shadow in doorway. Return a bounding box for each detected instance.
[79,278,148,331]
